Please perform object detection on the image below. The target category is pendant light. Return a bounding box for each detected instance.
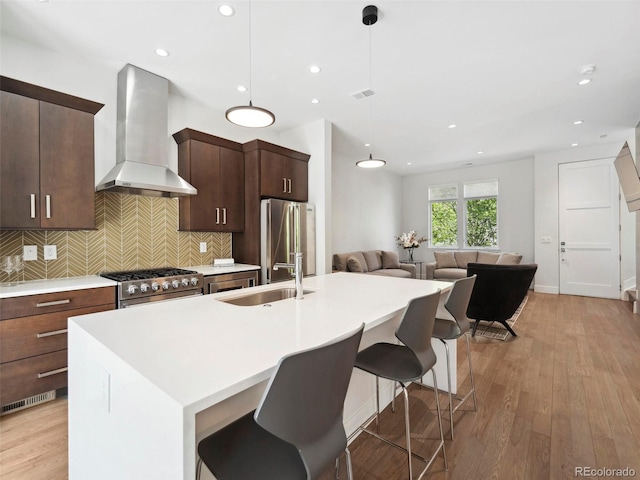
[356,5,386,169]
[225,1,275,128]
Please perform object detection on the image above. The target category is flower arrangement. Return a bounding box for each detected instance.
[395,231,428,261]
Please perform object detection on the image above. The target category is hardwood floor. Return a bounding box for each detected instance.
[1,292,639,479]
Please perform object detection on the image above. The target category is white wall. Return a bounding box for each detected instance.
[534,138,636,295]
[402,158,535,265]
[331,143,403,255]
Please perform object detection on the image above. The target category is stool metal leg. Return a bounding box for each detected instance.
[345,447,354,480]
[401,385,413,479]
[440,338,455,440]
[465,333,478,410]
[375,376,381,432]
[196,456,203,480]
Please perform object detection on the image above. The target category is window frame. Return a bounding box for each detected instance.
[428,179,499,250]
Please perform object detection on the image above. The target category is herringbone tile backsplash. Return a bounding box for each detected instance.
[0,193,232,283]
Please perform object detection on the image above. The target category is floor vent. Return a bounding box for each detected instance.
[1,390,56,416]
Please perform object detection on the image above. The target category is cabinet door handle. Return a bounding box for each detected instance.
[45,195,52,218]
[36,328,68,339]
[36,299,71,308]
[37,366,68,379]
[222,208,227,225]
[30,194,37,218]
[287,178,292,193]
[283,178,287,193]
[216,208,220,224]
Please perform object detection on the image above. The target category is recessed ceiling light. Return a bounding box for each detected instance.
[155,48,170,57]
[364,143,370,147]
[578,64,596,76]
[448,124,457,129]
[311,98,319,104]
[237,85,247,92]
[571,143,579,147]
[309,65,321,74]
[477,151,484,155]
[407,162,412,166]
[577,78,592,86]
[573,120,584,125]
[464,162,473,166]
[218,5,235,16]
[600,134,608,139]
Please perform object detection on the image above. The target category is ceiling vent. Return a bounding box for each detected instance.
[351,89,375,100]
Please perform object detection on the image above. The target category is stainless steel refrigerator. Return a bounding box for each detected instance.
[260,199,316,284]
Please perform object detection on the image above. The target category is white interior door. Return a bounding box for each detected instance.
[559,159,620,298]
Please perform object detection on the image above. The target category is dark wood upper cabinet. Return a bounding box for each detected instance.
[0,77,104,230]
[252,142,309,202]
[173,128,245,232]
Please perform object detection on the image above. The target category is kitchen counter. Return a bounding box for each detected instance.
[189,263,259,276]
[68,273,453,480]
[0,275,117,299]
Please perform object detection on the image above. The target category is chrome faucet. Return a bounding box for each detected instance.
[274,251,304,300]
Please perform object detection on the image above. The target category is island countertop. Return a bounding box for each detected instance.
[69,272,451,412]
[68,272,454,480]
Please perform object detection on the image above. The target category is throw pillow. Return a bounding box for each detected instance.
[496,253,523,265]
[454,251,478,268]
[477,251,500,264]
[362,250,382,271]
[434,251,457,268]
[381,250,401,269]
[347,256,364,272]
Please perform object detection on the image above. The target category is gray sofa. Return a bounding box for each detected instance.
[333,250,416,279]
[425,250,522,280]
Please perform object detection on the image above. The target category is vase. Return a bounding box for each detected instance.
[408,248,414,262]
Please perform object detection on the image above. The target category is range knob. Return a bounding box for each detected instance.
[181,278,190,287]
[127,284,139,295]
[140,283,150,293]
[151,282,160,292]
[190,277,199,286]
[162,281,170,291]
[172,280,180,289]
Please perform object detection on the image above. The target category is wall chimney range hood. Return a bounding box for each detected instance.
[96,64,197,197]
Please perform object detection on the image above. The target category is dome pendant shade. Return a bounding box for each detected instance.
[356,153,386,169]
[225,101,275,128]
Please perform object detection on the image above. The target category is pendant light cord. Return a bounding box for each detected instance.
[368,18,373,156]
[249,0,253,104]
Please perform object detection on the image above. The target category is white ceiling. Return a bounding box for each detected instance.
[2,0,640,175]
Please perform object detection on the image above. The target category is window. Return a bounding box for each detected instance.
[429,179,498,249]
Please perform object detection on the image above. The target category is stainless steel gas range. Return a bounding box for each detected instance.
[100,268,204,308]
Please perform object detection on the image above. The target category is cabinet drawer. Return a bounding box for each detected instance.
[0,350,67,406]
[1,286,115,320]
[0,304,113,363]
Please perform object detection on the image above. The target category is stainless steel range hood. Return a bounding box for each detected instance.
[96,64,196,197]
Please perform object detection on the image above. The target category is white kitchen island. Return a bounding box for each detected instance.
[68,272,453,480]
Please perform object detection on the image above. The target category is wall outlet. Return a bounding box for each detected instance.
[541,236,552,244]
[44,245,57,260]
[23,245,38,261]
[199,242,207,253]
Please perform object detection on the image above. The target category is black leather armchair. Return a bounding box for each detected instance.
[466,263,538,337]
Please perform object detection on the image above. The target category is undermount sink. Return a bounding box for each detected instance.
[218,288,315,306]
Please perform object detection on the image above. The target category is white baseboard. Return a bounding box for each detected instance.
[534,285,559,294]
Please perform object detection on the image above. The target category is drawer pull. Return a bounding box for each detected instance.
[46,194,52,218]
[36,299,71,308]
[37,366,68,379]
[36,328,68,338]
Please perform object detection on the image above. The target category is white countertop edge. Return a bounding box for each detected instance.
[0,275,117,299]
[189,264,260,276]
